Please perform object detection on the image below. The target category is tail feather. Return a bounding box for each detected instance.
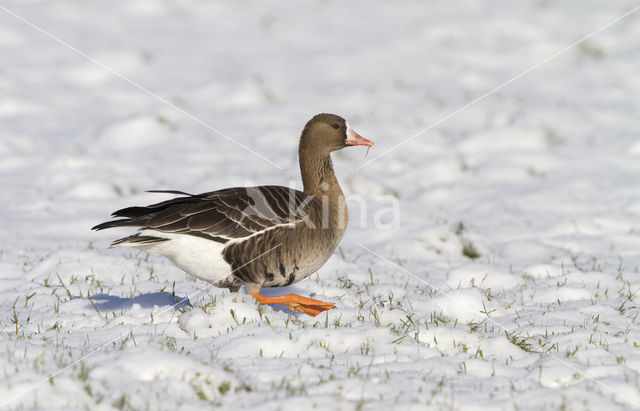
[146,190,193,196]
[111,206,155,219]
[110,234,169,248]
[93,190,198,232]
[110,192,196,219]
[92,219,139,231]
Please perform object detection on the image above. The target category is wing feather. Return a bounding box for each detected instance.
[93,186,317,242]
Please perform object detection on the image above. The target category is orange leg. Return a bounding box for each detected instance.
[250,291,335,317]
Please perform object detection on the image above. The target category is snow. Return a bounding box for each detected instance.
[1,0,640,409]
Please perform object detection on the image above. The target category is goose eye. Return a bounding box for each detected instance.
[331,124,340,129]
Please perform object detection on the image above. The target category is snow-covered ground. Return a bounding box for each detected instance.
[2,0,640,409]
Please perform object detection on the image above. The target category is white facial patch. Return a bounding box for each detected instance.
[345,121,355,140]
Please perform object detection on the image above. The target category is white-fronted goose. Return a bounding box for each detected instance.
[93,113,373,316]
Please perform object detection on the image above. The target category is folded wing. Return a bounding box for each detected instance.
[92,185,316,245]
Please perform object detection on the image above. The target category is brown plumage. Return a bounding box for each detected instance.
[93,113,373,316]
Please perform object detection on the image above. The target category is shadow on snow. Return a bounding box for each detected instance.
[87,292,192,311]
[84,285,323,316]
